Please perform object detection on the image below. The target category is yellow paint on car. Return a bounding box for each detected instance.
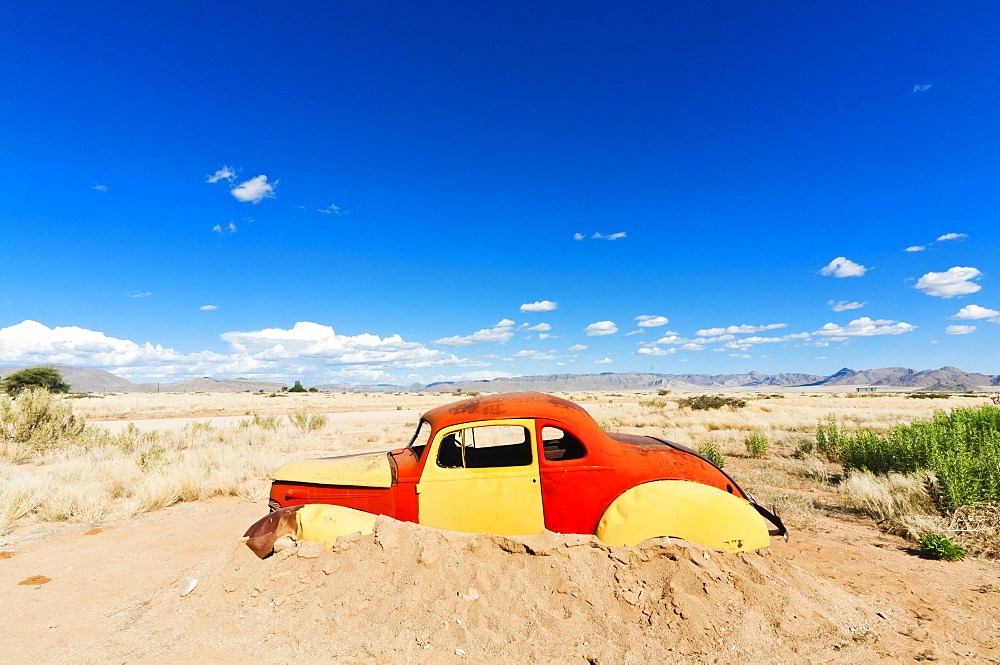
[418,419,545,536]
[271,451,393,488]
[295,503,377,547]
[595,480,771,553]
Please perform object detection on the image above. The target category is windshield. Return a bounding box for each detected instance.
[406,420,432,460]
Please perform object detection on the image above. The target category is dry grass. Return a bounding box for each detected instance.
[4,389,998,556]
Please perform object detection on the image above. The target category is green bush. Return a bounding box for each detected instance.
[697,443,726,468]
[2,367,70,395]
[918,533,965,561]
[744,432,769,458]
[816,405,1000,509]
[677,395,746,411]
[288,380,308,393]
[906,393,951,399]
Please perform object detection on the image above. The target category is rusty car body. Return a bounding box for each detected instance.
[245,392,786,557]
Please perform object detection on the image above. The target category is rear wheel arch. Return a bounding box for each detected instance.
[593,479,771,553]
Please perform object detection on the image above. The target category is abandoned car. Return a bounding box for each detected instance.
[244,392,786,557]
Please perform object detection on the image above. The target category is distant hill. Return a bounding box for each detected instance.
[0,364,286,393]
[421,367,1000,393]
[0,363,997,394]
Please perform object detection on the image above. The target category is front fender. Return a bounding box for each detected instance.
[594,480,771,553]
[244,503,377,558]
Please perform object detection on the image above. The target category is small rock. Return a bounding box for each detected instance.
[178,577,198,597]
[455,648,466,656]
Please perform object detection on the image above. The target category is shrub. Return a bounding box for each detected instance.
[744,432,769,458]
[906,393,951,399]
[657,389,670,396]
[0,388,86,461]
[817,405,1000,509]
[697,442,725,468]
[288,381,308,393]
[639,399,667,409]
[677,395,746,411]
[288,409,327,432]
[2,367,71,395]
[918,533,965,561]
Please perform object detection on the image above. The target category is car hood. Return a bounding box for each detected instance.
[270,450,394,488]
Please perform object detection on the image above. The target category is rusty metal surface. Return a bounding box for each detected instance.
[244,505,301,559]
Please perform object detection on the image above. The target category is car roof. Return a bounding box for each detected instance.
[421,392,603,434]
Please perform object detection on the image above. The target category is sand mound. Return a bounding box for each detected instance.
[98,517,902,664]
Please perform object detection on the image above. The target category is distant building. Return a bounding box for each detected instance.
[856,387,877,393]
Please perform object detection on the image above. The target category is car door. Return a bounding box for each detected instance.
[416,419,545,536]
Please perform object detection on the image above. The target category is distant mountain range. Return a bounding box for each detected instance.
[1,363,998,394]
[422,367,1000,393]
[0,364,286,394]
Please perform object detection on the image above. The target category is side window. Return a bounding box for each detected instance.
[541,426,587,461]
[436,425,533,469]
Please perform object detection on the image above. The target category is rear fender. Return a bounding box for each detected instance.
[594,480,771,553]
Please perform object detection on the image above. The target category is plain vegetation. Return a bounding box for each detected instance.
[3,387,999,560]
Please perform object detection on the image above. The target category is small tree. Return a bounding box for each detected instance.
[2,367,71,395]
[288,380,307,393]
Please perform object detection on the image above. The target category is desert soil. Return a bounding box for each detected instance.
[2,396,999,664]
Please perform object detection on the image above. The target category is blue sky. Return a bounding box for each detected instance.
[1,2,997,385]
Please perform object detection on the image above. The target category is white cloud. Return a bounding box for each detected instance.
[814,317,916,337]
[199,305,218,311]
[592,232,627,240]
[950,304,999,320]
[573,233,585,241]
[510,349,556,361]
[819,257,868,278]
[905,246,926,252]
[520,300,557,312]
[637,347,675,356]
[594,357,613,364]
[828,300,866,312]
[567,344,587,352]
[318,204,342,215]
[0,320,193,368]
[680,343,705,351]
[231,175,277,203]
[624,330,643,336]
[212,222,238,234]
[127,291,153,298]
[432,319,517,347]
[527,323,551,331]
[936,232,968,242]
[913,83,934,93]
[92,184,108,191]
[729,353,751,359]
[584,321,618,336]
[635,315,669,328]
[694,323,787,336]
[945,325,976,335]
[915,267,982,298]
[537,333,552,340]
[220,322,459,370]
[206,166,237,183]
[0,320,475,385]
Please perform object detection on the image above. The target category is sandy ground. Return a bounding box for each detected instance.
[1,500,998,664]
[3,395,1000,664]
